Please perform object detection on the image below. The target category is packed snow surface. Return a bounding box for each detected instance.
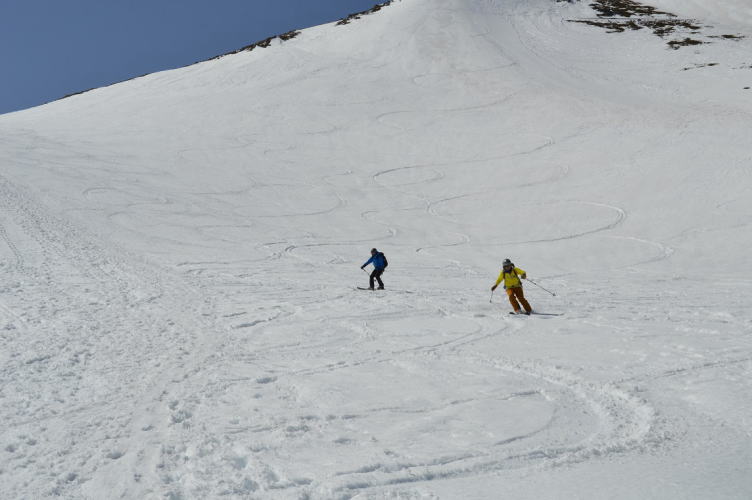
[1,0,751,498]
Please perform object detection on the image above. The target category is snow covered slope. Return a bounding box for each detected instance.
[651,0,752,28]
[1,0,751,498]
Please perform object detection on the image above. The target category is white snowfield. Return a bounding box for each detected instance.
[1,0,751,498]
[650,0,752,28]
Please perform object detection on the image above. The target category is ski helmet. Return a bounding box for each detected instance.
[502,258,513,268]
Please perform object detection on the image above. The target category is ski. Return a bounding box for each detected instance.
[508,311,563,317]
[355,287,413,293]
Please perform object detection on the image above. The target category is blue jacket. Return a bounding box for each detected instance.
[362,252,387,270]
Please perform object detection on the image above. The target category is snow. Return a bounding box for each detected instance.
[649,0,752,28]
[1,0,751,498]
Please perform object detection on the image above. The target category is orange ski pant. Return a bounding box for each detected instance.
[507,286,531,313]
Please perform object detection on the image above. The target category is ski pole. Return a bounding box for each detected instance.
[525,278,556,297]
[489,290,494,303]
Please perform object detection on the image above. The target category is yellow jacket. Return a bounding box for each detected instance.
[495,267,526,289]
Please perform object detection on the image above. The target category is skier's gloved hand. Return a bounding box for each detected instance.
[521,274,527,279]
[491,285,497,291]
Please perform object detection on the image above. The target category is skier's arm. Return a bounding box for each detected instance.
[361,256,374,269]
[491,271,504,290]
[515,267,527,279]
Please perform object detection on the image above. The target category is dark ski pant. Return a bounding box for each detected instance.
[370,269,384,289]
[507,286,531,313]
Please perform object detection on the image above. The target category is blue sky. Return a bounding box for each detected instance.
[0,0,381,115]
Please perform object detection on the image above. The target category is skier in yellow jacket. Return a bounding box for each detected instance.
[491,259,532,315]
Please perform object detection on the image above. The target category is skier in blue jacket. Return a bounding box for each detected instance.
[361,248,388,290]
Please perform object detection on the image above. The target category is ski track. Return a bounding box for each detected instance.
[139,274,668,497]
[330,357,658,496]
[0,218,24,269]
[0,175,232,498]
